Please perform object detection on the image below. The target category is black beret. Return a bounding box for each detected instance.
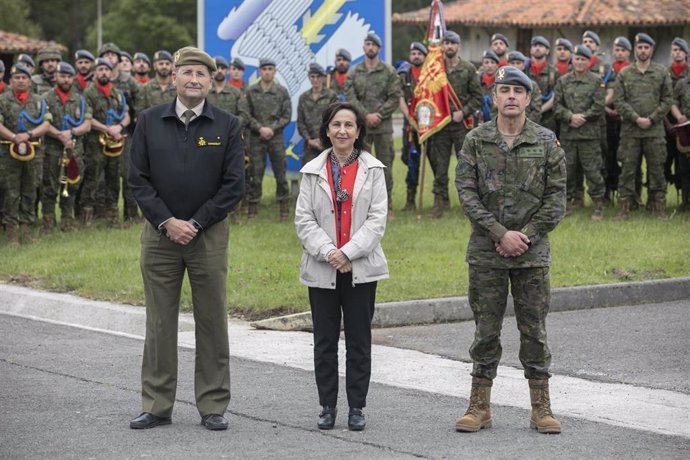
[259,57,276,68]
[10,63,32,77]
[230,57,245,70]
[672,37,689,55]
[308,63,326,76]
[555,38,573,52]
[335,48,351,62]
[494,66,532,92]
[74,49,95,62]
[482,50,500,63]
[56,61,75,75]
[365,32,382,47]
[613,37,632,51]
[153,50,173,62]
[119,51,133,62]
[444,31,461,44]
[214,56,229,68]
[491,33,509,47]
[410,42,428,56]
[17,54,35,68]
[133,52,150,64]
[531,36,550,49]
[95,58,113,70]
[507,51,527,64]
[635,33,655,47]
[173,46,216,72]
[582,30,601,46]
[573,44,593,60]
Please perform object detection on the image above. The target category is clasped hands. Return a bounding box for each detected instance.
[327,249,352,273]
[163,218,198,245]
[495,230,530,258]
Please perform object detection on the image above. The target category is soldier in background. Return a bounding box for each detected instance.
[506,51,542,123]
[478,50,499,124]
[554,45,606,220]
[344,32,401,215]
[673,73,690,211]
[242,58,291,221]
[614,33,673,220]
[604,37,632,202]
[32,47,61,96]
[0,61,5,95]
[327,49,351,101]
[554,38,573,77]
[297,63,337,166]
[73,50,95,94]
[665,38,690,196]
[455,66,565,435]
[41,62,92,232]
[207,56,243,117]
[228,57,246,92]
[527,36,557,133]
[490,33,509,67]
[398,42,427,210]
[135,50,175,115]
[132,52,151,84]
[17,54,35,74]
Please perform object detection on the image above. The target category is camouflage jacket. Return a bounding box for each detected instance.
[83,84,127,145]
[527,61,558,105]
[456,118,566,268]
[327,70,347,100]
[31,73,56,96]
[207,84,243,120]
[297,87,338,142]
[344,60,401,134]
[670,64,690,90]
[72,74,93,95]
[135,79,176,116]
[676,77,690,118]
[42,88,92,155]
[399,67,420,105]
[0,91,53,155]
[590,54,615,90]
[553,71,605,140]
[242,81,291,135]
[112,73,139,133]
[614,62,673,138]
[444,59,483,126]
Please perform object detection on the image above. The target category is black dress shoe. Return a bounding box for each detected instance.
[129,412,172,429]
[201,414,229,431]
[317,406,337,430]
[348,408,366,431]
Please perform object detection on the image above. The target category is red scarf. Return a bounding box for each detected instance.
[334,71,347,88]
[588,55,598,70]
[481,72,495,89]
[671,62,688,78]
[612,60,630,75]
[555,61,570,76]
[96,81,113,98]
[228,79,243,89]
[134,75,150,84]
[76,73,90,90]
[0,81,5,93]
[326,158,359,248]
[410,65,422,82]
[530,59,547,76]
[13,90,29,105]
[498,57,508,68]
[56,86,72,105]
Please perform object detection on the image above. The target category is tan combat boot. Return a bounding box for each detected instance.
[529,379,561,434]
[6,224,20,247]
[455,377,492,432]
[430,195,444,219]
[279,200,290,222]
[19,224,32,245]
[652,193,667,220]
[591,198,604,221]
[614,198,631,221]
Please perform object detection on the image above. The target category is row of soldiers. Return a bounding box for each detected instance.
[397,30,690,220]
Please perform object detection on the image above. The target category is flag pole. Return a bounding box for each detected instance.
[416,140,429,220]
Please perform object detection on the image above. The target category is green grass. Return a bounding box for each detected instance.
[1,149,688,319]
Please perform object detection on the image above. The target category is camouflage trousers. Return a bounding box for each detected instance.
[618,136,667,200]
[119,136,139,219]
[0,154,39,225]
[428,126,468,201]
[80,142,122,212]
[365,132,394,207]
[540,109,556,134]
[301,146,321,167]
[41,149,84,221]
[247,134,289,204]
[468,264,552,380]
[561,138,605,200]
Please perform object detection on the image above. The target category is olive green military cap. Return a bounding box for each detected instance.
[173,46,217,72]
[99,42,121,57]
[36,46,62,64]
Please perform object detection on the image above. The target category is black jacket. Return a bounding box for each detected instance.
[128,99,245,229]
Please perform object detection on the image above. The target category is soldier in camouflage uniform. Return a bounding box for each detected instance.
[426,31,482,218]
[554,45,606,220]
[344,32,401,213]
[132,52,151,85]
[554,38,573,77]
[297,63,337,165]
[0,64,52,245]
[506,52,542,123]
[527,36,558,133]
[673,75,690,210]
[478,50,499,124]
[32,46,61,96]
[73,49,95,94]
[241,58,291,220]
[228,57,246,93]
[134,51,176,115]
[490,33,510,68]
[455,66,565,435]
[665,38,690,195]
[614,33,673,220]
[207,56,243,117]
[327,49,350,101]
[81,58,130,227]
[41,62,92,232]
[0,61,6,95]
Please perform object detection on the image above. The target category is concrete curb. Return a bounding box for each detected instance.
[251,277,690,331]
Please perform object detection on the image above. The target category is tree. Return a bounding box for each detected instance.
[0,0,42,38]
[28,0,98,54]
[392,0,428,65]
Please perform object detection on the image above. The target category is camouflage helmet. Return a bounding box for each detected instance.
[36,46,62,65]
[98,42,121,58]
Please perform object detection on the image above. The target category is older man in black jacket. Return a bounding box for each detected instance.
[128,46,244,431]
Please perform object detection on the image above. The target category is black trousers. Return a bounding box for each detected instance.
[308,272,376,409]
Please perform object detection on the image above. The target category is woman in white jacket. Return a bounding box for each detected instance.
[295,102,389,431]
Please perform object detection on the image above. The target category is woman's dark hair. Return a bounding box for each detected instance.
[319,102,368,152]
